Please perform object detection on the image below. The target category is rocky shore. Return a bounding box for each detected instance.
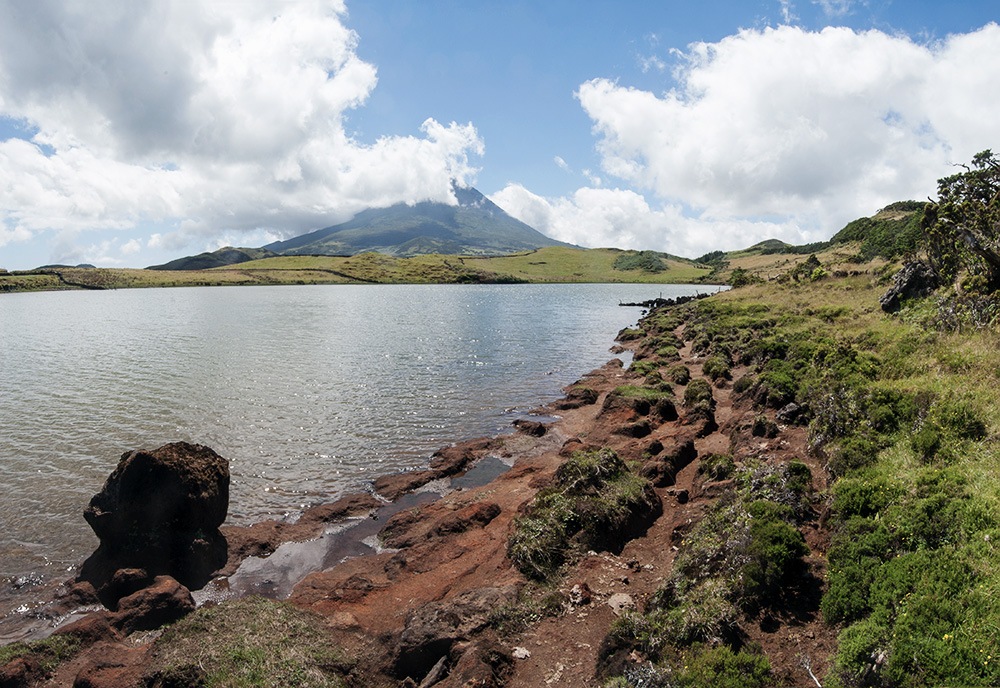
[1,297,835,687]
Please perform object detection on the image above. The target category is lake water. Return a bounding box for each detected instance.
[0,283,713,590]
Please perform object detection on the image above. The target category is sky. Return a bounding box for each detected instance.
[1,1,999,270]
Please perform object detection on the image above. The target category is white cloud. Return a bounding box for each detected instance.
[560,24,1000,254]
[813,0,858,17]
[554,155,570,172]
[639,55,668,74]
[491,184,812,258]
[121,239,142,255]
[779,0,797,25]
[0,1,484,262]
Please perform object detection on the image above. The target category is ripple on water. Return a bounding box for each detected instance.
[0,283,715,595]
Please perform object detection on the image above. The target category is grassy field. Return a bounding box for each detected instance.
[0,247,721,293]
[463,247,711,283]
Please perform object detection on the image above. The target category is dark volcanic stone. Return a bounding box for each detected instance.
[880,260,938,313]
[113,576,195,635]
[79,442,229,597]
[393,587,517,681]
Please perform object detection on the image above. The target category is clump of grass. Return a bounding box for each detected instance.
[665,363,691,385]
[698,454,736,482]
[617,327,645,342]
[702,355,732,382]
[0,633,82,678]
[508,449,660,581]
[682,378,714,410]
[487,588,566,636]
[144,596,352,687]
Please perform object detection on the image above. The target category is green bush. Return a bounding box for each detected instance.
[699,454,735,482]
[743,501,808,604]
[683,378,714,409]
[655,345,681,360]
[829,432,884,476]
[666,363,691,385]
[911,424,943,462]
[832,477,897,519]
[628,360,661,377]
[613,250,667,273]
[509,449,658,580]
[677,645,773,688]
[702,355,732,381]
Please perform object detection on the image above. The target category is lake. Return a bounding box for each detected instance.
[0,283,714,589]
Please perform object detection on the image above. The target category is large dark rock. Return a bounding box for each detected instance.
[880,260,939,313]
[79,442,229,599]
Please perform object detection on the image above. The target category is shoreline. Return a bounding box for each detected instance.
[3,288,837,687]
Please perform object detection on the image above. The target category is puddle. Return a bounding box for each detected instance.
[207,454,514,602]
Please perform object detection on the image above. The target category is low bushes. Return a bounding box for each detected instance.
[508,449,660,581]
[599,459,811,683]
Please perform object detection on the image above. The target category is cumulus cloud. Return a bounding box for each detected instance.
[0,1,483,259]
[535,23,1000,257]
[492,183,810,259]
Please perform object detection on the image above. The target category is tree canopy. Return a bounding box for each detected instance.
[923,150,1000,293]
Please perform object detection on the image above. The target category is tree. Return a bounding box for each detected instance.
[922,150,1000,293]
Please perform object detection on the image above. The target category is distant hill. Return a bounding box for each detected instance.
[697,201,927,264]
[263,185,573,257]
[828,200,925,260]
[148,247,276,271]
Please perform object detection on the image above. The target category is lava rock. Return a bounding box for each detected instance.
[79,442,229,598]
[880,260,939,313]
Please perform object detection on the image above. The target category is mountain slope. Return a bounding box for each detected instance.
[264,186,573,257]
[148,247,276,271]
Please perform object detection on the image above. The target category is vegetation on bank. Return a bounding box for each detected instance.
[508,448,660,581]
[595,259,1000,686]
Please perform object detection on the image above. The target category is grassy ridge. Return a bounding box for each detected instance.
[0,247,715,292]
[464,247,710,283]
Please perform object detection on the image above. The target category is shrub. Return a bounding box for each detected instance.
[699,454,735,482]
[683,378,714,409]
[743,501,808,605]
[702,355,732,381]
[666,363,691,385]
[832,477,897,519]
[751,415,779,438]
[910,424,942,462]
[829,432,884,476]
[677,645,773,688]
[628,360,661,377]
[655,345,681,360]
[613,250,667,273]
[509,449,659,580]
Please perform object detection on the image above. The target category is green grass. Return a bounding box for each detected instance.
[0,247,717,293]
[464,247,711,283]
[0,633,83,676]
[145,596,352,687]
[508,448,659,580]
[600,274,1000,686]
